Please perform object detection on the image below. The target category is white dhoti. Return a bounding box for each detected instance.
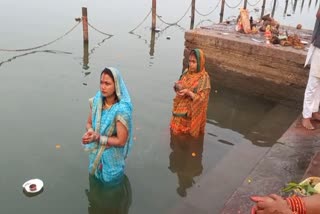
[303,46,320,118]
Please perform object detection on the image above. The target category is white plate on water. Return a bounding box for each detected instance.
[22,178,44,193]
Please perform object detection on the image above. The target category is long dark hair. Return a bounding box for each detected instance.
[101,68,115,82]
[100,68,118,102]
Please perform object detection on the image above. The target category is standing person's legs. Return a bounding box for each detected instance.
[302,76,320,129]
[311,49,320,121]
[311,81,320,120]
[302,49,320,129]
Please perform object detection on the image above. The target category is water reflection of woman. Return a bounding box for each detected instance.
[168,134,204,197]
[86,175,132,214]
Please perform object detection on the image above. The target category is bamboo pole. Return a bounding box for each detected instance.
[261,0,266,18]
[82,7,89,43]
[220,0,225,23]
[152,0,157,30]
[190,0,196,29]
[243,0,248,9]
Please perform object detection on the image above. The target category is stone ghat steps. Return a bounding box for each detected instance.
[222,117,320,213]
[167,104,301,214]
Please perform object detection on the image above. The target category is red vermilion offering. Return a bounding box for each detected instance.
[29,184,37,191]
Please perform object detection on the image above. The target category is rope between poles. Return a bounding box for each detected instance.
[0,21,81,52]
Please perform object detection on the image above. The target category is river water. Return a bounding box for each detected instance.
[0,0,318,213]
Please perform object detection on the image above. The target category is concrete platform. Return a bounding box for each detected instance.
[183,24,313,104]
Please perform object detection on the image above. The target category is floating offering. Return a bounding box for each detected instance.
[22,179,44,194]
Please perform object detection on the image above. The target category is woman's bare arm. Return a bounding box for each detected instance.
[303,194,320,214]
[86,111,93,131]
[105,121,128,147]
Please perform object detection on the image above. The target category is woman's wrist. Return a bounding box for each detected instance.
[99,135,109,146]
[87,127,93,132]
[286,196,306,214]
[94,133,100,142]
[188,90,194,99]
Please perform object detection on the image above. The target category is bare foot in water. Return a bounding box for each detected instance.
[312,112,320,121]
[302,118,315,130]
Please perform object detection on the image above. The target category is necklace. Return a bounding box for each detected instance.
[103,103,112,109]
[103,101,116,109]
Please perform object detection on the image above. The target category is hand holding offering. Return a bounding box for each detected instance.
[173,81,183,92]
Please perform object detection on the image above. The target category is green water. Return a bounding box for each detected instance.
[0,0,316,213]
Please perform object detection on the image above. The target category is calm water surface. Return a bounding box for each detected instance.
[0,0,317,213]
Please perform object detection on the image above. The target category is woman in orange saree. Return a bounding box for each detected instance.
[170,48,211,137]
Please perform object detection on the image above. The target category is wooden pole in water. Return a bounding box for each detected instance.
[293,0,298,13]
[83,41,89,70]
[261,0,266,18]
[149,29,156,56]
[190,0,196,29]
[82,7,89,43]
[284,0,289,16]
[82,41,89,70]
[271,0,277,17]
[308,0,312,9]
[220,0,225,23]
[300,0,305,13]
[243,0,248,9]
[152,0,157,30]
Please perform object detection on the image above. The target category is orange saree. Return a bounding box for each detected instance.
[170,49,211,137]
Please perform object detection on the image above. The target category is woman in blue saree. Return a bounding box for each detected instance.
[82,67,133,184]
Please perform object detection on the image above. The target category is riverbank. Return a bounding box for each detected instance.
[169,24,320,214]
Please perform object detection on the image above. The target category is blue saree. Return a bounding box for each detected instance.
[84,67,133,184]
